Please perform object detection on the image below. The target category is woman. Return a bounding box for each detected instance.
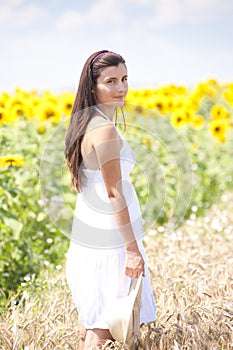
[65,50,156,349]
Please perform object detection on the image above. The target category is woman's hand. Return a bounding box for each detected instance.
[125,247,145,278]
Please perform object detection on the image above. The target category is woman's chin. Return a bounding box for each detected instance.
[114,101,125,108]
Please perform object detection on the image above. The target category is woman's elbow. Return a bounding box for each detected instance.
[107,187,124,201]
[107,188,119,200]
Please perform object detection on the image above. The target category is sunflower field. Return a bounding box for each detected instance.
[0,79,233,311]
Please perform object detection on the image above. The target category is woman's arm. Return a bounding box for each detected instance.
[91,121,145,278]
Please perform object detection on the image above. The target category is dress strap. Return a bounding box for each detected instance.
[93,106,123,140]
[93,106,113,122]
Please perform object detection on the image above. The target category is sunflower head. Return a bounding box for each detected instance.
[191,114,205,129]
[223,90,233,107]
[216,134,227,143]
[0,107,6,125]
[142,136,153,148]
[59,93,74,116]
[209,119,227,142]
[37,125,46,134]
[0,155,24,168]
[39,101,61,124]
[210,105,230,119]
[171,110,188,128]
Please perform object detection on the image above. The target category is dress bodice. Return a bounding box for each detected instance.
[72,108,142,249]
[80,108,136,187]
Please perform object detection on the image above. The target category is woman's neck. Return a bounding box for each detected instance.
[95,105,115,121]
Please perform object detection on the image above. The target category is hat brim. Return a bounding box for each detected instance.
[105,273,143,342]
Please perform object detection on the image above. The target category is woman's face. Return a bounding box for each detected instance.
[95,63,128,108]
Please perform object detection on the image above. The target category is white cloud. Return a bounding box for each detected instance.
[145,0,233,26]
[56,10,86,32]
[127,0,151,4]
[56,0,123,32]
[0,0,48,27]
[89,0,123,25]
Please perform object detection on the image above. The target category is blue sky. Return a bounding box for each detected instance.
[1,0,233,93]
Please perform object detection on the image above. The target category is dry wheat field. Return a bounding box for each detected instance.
[1,192,233,350]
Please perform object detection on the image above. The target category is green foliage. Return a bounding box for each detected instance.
[0,119,69,310]
[119,106,233,232]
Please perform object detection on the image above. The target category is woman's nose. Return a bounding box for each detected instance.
[117,82,127,92]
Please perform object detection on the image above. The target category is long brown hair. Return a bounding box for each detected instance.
[64,50,127,193]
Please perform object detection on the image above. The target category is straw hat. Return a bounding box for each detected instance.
[105,273,143,347]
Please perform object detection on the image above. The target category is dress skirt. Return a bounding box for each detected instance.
[66,239,156,329]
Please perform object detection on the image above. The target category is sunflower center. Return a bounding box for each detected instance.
[6,159,17,165]
[17,109,23,115]
[46,111,55,118]
[135,106,143,113]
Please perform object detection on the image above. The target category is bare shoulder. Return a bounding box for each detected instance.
[87,116,109,129]
[87,116,120,145]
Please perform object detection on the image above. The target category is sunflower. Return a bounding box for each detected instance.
[216,134,227,143]
[59,93,74,116]
[196,82,216,99]
[5,93,23,109]
[173,96,186,110]
[15,88,29,97]
[0,97,6,109]
[39,101,61,124]
[165,96,174,113]
[171,110,188,128]
[5,93,32,120]
[134,104,144,114]
[183,108,194,123]
[37,125,46,134]
[210,105,229,119]
[0,107,6,125]
[141,89,153,98]
[124,89,138,104]
[1,91,10,101]
[31,95,43,118]
[187,94,200,111]
[133,97,146,115]
[191,114,204,129]
[223,90,233,107]
[43,91,59,105]
[0,155,24,168]
[154,95,167,114]
[191,143,199,151]
[142,136,153,148]
[176,85,187,95]
[10,104,25,120]
[131,90,142,99]
[209,119,227,141]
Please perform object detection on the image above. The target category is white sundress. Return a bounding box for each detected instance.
[66,109,156,329]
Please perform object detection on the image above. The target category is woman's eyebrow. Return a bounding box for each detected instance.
[104,74,128,81]
[103,76,118,80]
